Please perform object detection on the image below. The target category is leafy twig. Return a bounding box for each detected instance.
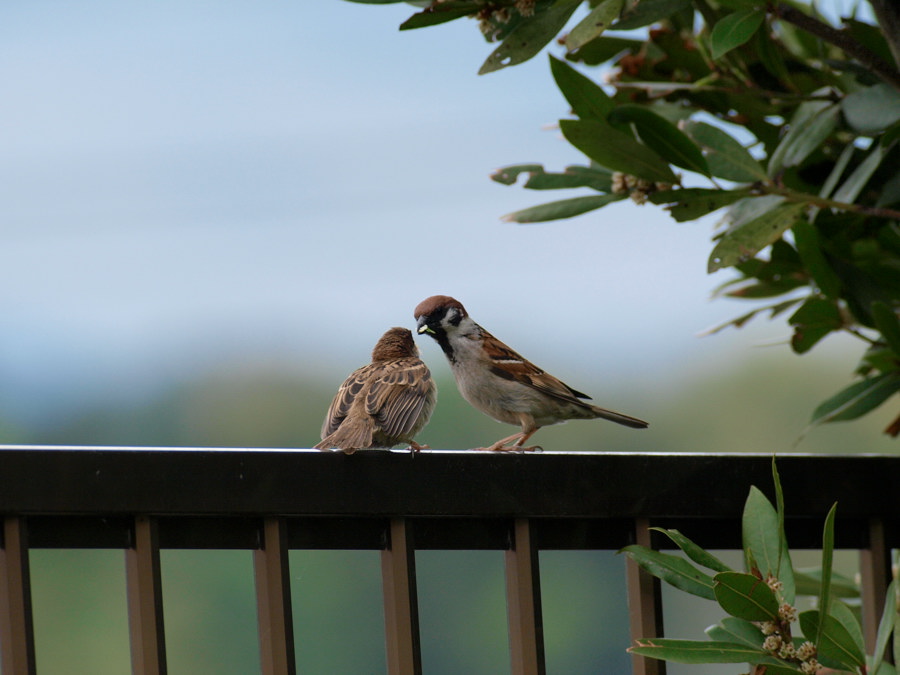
[771,2,900,92]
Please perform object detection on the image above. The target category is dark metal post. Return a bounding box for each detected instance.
[254,517,296,675]
[126,515,167,675]
[505,518,545,675]
[0,517,36,675]
[381,518,422,675]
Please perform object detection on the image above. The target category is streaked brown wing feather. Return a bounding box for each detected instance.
[320,363,378,437]
[366,358,434,438]
[482,329,592,405]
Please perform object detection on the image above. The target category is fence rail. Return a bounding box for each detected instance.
[0,447,898,675]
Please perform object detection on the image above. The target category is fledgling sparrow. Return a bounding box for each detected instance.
[315,327,437,454]
[414,295,648,451]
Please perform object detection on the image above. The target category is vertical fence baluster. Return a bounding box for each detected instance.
[860,517,893,656]
[626,518,665,675]
[126,515,167,675]
[0,517,36,675]
[505,518,545,675]
[381,517,421,675]
[254,517,296,675]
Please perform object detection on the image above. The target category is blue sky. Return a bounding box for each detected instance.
[0,1,869,425]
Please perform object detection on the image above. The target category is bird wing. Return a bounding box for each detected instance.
[482,331,592,404]
[319,363,378,437]
[366,357,434,439]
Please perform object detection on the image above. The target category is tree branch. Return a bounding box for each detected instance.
[772,3,900,93]
[868,0,900,71]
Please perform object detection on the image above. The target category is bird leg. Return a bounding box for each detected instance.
[406,441,430,453]
[476,418,542,452]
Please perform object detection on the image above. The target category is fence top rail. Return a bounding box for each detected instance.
[0,446,897,521]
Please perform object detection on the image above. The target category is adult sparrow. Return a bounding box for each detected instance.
[414,295,648,451]
[315,327,436,454]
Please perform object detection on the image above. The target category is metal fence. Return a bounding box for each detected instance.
[0,447,897,675]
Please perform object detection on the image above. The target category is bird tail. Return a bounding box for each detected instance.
[588,405,649,429]
[314,417,375,454]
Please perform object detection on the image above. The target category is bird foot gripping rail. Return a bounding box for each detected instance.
[1,447,898,675]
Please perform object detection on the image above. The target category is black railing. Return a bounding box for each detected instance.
[0,447,897,675]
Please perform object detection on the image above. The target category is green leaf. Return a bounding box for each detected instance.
[629,638,771,664]
[650,528,733,573]
[832,140,896,205]
[490,164,546,186]
[710,9,765,60]
[771,458,795,605]
[705,617,766,648]
[871,578,898,675]
[566,35,642,64]
[788,297,843,354]
[842,84,900,135]
[399,3,479,30]
[818,143,855,201]
[793,568,860,598]
[809,372,900,426]
[650,188,752,222]
[714,571,780,621]
[501,194,625,223]
[816,503,837,644]
[683,121,766,182]
[479,0,581,75]
[621,545,717,600]
[872,301,900,357]
[792,221,842,298]
[614,0,692,30]
[560,118,677,183]
[564,0,624,52]
[742,487,780,579]
[799,609,866,670]
[608,105,709,175]
[708,202,805,272]
[549,55,614,120]
[768,102,840,177]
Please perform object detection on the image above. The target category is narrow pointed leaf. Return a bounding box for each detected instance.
[650,187,752,222]
[564,0,624,51]
[561,119,677,183]
[683,121,766,182]
[501,194,624,223]
[614,0,692,30]
[742,487,781,581]
[708,202,805,272]
[871,578,898,675]
[771,458,795,605]
[549,55,614,120]
[479,0,581,75]
[816,502,837,644]
[809,373,900,426]
[608,105,709,175]
[629,638,771,664]
[714,571,780,621]
[621,545,717,600]
[710,9,765,60]
[768,102,840,176]
[832,140,895,205]
[399,3,479,29]
[793,568,860,598]
[650,528,732,573]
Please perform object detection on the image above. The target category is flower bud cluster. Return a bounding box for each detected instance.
[611,172,673,205]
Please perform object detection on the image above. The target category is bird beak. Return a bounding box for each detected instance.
[417,320,435,335]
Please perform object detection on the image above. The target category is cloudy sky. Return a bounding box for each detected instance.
[0,1,870,429]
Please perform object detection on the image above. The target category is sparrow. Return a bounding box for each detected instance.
[414,295,648,451]
[315,327,437,454]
